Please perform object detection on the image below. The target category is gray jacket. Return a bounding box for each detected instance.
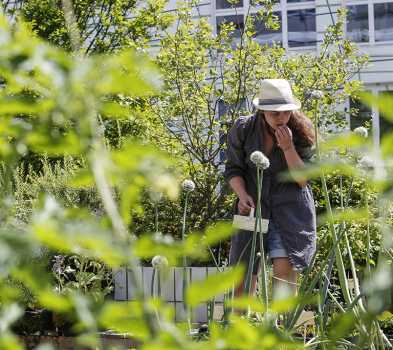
[224,113,317,271]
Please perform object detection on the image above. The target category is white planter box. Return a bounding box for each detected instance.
[113,266,226,323]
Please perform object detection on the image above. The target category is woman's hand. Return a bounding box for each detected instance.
[237,194,255,215]
[275,125,294,152]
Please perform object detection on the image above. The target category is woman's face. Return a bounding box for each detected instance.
[263,110,292,130]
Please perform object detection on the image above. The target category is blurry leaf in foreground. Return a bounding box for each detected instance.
[37,290,73,312]
[134,232,207,264]
[0,333,24,350]
[319,133,370,153]
[317,207,371,225]
[186,265,244,307]
[381,133,393,159]
[93,50,162,96]
[361,91,393,121]
[111,141,179,204]
[202,221,235,246]
[31,196,127,267]
[225,296,265,312]
[99,301,149,339]
[279,161,358,182]
[328,311,356,343]
[26,130,84,156]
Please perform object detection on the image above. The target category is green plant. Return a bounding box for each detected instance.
[52,255,113,301]
[0,1,391,349]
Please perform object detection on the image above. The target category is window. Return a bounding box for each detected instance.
[374,2,393,42]
[349,96,372,131]
[287,0,313,3]
[216,0,243,9]
[347,5,369,42]
[252,12,282,45]
[287,9,316,47]
[216,15,244,38]
[379,91,393,138]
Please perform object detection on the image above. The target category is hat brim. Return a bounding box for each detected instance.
[252,97,301,111]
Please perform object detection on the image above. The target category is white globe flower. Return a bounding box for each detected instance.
[353,126,368,139]
[182,179,195,192]
[152,255,169,268]
[153,231,174,245]
[358,155,374,170]
[250,151,270,169]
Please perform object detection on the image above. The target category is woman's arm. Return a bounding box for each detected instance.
[275,126,308,188]
[229,176,255,215]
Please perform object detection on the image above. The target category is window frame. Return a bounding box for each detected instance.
[344,0,393,45]
[345,3,370,43]
[213,0,317,49]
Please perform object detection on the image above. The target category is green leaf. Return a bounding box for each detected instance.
[320,133,369,152]
[328,311,356,342]
[318,207,371,224]
[203,221,235,246]
[0,97,53,115]
[99,301,149,339]
[186,265,244,307]
[100,101,131,119]
[361,91,393,121]
[270,296,299,313]
[0,333,24,350]
[381,133,393,159]
[225,296,265,312]
[37,290,73,312]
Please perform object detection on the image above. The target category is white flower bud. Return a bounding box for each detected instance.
[353,126,368,138]
[250,151,270,169]
[182,179,195,192]
[152,255,169,268]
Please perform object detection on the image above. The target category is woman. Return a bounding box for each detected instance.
[224,79,316,299]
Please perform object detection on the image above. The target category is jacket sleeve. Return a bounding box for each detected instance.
[223,117,248,182]
[297,144,316,163]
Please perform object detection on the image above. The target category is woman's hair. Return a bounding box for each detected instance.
[256,110,315,147]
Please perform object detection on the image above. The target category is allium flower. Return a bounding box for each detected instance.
[182,179,195,192]
[354,126,368,138]
[307,90,324,100]
[153,231,174,245]
[152,255,169,268]
[358,155,374,170]
[250,151,270,169]
[52,255,65,275]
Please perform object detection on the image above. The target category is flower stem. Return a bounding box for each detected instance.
[256,170,268,309]
[181,192,191,330]
[244,167,263,296]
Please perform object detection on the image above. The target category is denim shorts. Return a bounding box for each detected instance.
[266,220,288,259]
[229,219,288,274]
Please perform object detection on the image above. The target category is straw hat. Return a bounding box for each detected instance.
[252,79,301,111]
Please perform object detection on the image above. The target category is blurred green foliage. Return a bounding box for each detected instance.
[0,1,390,349]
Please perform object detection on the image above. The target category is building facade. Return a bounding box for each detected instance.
[213,0,393,148]
[165,0,393,149]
